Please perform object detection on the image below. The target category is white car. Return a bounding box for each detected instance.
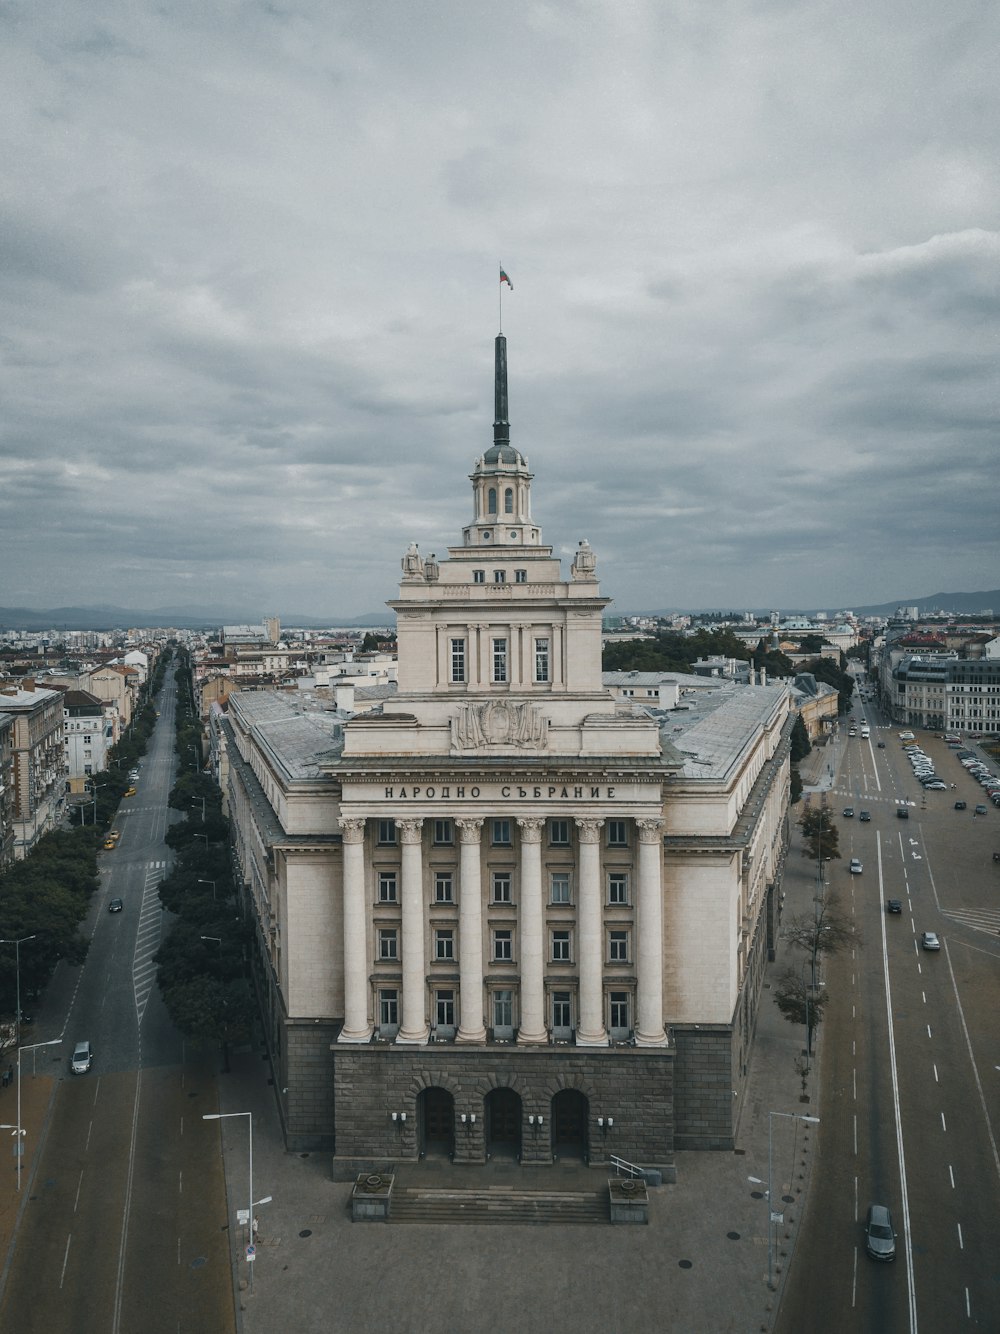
[921,932,941,951]
[850,858,863,874]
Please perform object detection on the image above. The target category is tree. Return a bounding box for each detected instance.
[798,655,854,714]
[773,968,829,1055]
[161,974,255,1072]
[789,765,804,806]
[790,715,811,762]
[799,806,841,865]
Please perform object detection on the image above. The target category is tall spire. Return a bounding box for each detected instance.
[493,333,509,448]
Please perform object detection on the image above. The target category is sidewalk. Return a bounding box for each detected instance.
[211,758,830,1333]
[0,1068,55,1285]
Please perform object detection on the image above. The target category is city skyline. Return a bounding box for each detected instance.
[2,3,998,618]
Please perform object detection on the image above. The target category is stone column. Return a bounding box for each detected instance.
[575,817,608,1045]
[396,818,429,1044]
[635,818,667,1046]
[516,817,547,1044]
[456,818,486,1042]
[337,818,372,1043]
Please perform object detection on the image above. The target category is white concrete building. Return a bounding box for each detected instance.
[0,680,65,858]
[224,333,792,1173]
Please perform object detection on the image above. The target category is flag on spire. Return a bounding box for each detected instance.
[500,267,513,291]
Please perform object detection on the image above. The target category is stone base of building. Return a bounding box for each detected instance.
[330,1043,675,1179]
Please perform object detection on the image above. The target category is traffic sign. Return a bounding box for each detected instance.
[246,1245,256,1262]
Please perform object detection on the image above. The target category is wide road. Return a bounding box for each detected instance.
[778,703,1000,1331]
[0,663,236,1334]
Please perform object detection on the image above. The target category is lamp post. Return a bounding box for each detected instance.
[191,798,206,821]
[0,935,36,1045]
[17,1038,61,1191]
[203,1111,270,1294]
[750,1112,820,1288]
[198,879,217,900]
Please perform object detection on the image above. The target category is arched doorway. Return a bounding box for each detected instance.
[418,1086,455,1159]
[551,1088,588,1160]
[485,1087,522,1160]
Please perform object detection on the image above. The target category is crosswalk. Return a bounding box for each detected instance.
[133,861,168,1022]
[941,906,1000,937]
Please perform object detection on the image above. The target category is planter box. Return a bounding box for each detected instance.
[608,1176,648,1224]
[351,1173,394,1221]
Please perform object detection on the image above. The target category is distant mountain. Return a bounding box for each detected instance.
[0,605,393,632]
[619,590,1000,620]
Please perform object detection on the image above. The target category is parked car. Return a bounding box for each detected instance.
[924,782,947,791]
[71,1040,93,1074]
[954,800,967,810]
[125,787,137,797]
[886,899,902,914]
[860,810,871,822]
[921,932,941,951]
[850,858,863,874]
[103,838,117,850]
[865,1204,897,1261]
[108,897,124,913]
[975,805,988,815]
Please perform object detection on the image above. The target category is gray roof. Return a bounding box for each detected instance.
[649,683,789,780]
[230,690,347,782]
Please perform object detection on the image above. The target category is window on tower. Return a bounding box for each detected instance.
[493,569,506,583]
[492,638,508,682]
[504,487,514,513]
[535,637,550,683]
[515,569,527,583]
[450,639,466,683]
[488,488,497,514]
[473,570,486,584]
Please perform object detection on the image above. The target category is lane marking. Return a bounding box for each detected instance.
[876,834,919,1332]
[60,1234,72,1288]
[942,938,1000,1185]
[941,1112,947,1133]
[957,1222,963,1250]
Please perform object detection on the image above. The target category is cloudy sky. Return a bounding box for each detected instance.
[2,1,997,621]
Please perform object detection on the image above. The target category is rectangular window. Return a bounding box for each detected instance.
[378,871,398,903]
[492,637,508,683]
[550,872,571,904]
[450,639,466,684]
[551,930,571,962]
[493,928,512,961]
[435,929,454,961]
[549,819,570,846]
[493,569,506,583]
[378,928,398,960]
[377,819,396,845]
[492,819,511,846]
[379,989,399,1028]
[436,990,455,1028]
[433,819,453,845]
[492,871,512,904]
[473,569,486,584]
[552,991,571,1030]
[434,871,454,903]
[534,637,550,683]
[609,930,629,962]
[493,989,513,1029]
[515,569,527,584]
[608,873,629,905]
[607,819,628,847]
[610,991,630,1033]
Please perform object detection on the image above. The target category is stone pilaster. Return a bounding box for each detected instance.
[635,818,667,1046]
[395,819,429,1044]
[455,818,486,1042]
[516,816,547,1043]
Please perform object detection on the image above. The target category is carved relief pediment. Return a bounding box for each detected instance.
[452,700,548,750]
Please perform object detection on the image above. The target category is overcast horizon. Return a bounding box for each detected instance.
[2,3,998,620]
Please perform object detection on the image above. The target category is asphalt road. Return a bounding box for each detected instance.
[778,698,1000,1332]
[0,667,236,1334]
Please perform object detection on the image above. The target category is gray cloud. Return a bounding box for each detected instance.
[1,1,998,617]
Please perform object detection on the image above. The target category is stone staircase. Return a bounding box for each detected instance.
[388,1184,609,1225]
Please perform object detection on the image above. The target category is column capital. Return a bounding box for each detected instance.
[456,817,485,843]
[516,816,545,844]
[341,818,366,844]
[397,818,423,845]
[574,816,604,844]
[636,818,664,843]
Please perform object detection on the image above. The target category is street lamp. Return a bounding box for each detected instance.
[749,1111,820,1289]
[0,935,36,1044]
[17,1038,61,1191]
[202,1112,271,1294]
[191,797,206,821]
[198,879,217,900]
